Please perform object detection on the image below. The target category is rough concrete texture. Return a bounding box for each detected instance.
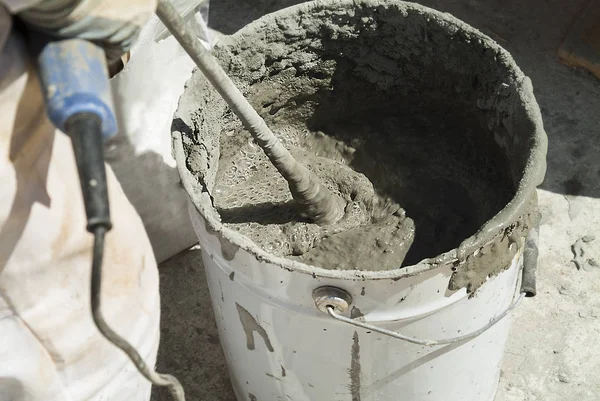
[153,0,600,400]
[178,0,545,288]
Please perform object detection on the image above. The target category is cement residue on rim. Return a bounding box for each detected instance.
[173,0,547,286]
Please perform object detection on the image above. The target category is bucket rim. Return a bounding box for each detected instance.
[173,0,548,281]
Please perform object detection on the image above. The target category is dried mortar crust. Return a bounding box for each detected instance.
[174,0,547,292]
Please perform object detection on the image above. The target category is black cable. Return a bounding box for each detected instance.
[91,227,185,401]
[66,112,185,401]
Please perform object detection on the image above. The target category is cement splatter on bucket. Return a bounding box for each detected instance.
[172,1,547,400]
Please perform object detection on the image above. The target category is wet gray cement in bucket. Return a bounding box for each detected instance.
[181,0,545,275]
[214,104,513,270]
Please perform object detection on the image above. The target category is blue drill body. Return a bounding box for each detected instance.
[36,38,117,139]
[33,36,115,232]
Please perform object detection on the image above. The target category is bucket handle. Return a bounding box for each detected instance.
[315,221,540,346]
[323,292,525,346]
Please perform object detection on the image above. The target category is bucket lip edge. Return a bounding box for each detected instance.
[173,0,547,281]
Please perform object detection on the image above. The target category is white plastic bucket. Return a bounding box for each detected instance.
[172,1,547,400]
[185,205,526,401]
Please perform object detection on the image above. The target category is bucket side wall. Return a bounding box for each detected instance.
[192,200,523,400]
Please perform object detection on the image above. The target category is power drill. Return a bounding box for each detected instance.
[34,38,116,236]
[29,36,183,400]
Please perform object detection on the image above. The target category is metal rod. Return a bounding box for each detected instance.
[155,0,343,225]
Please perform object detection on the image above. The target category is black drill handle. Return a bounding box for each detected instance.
[65,112,112,233]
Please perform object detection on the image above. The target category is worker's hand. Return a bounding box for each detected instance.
[17,0,157,61]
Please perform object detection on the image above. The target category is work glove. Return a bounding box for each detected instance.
[16,0,157,62]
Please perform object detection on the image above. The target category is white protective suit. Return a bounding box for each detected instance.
[0,2,161,401]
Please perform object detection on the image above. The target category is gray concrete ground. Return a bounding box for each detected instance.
[153,0,600,400]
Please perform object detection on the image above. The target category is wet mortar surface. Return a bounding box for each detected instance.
[193,0,521,272]
[153,1,600,401]
[214,124,417,271]
[215,106,512,269]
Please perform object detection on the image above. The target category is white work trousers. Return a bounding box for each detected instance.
[0,11,160,401]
